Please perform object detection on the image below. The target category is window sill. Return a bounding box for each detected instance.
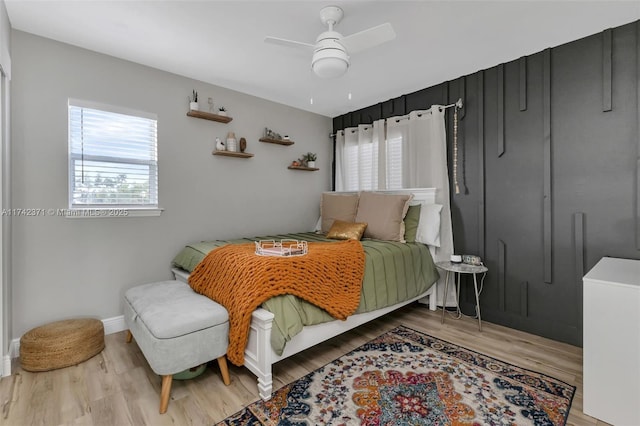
[64,208,164,219]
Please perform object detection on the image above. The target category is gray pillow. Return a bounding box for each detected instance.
[320,193,360,233]
[355,191,413,242]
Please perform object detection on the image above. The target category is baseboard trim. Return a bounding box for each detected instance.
[6,314,127,374]
[102,315,126,335]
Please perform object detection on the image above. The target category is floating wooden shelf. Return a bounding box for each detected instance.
[187,110,233,123]
[288,166,319,171]
[259,137,294,146]
[213,150,254,158]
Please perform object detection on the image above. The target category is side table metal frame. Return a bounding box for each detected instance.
[436,261,488,331]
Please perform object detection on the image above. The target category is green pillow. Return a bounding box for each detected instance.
[404,204,421,243]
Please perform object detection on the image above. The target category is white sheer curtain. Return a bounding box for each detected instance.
[386,106,455,306]
[335,121,385,191]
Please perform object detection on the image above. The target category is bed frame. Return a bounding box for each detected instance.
[172,187,439,400]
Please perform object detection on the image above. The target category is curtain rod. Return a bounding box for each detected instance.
[442,98,464,110]
[329,98,464,138]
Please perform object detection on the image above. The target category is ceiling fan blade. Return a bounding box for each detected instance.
[341,23,396,54]
[264,36,314,51]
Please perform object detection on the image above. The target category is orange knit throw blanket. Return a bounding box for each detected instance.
[188,240,365,366]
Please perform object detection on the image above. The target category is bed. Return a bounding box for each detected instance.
[170,188,441,400]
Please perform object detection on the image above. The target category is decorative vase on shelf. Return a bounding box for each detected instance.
[190,102,199,111]
[218,109,227,116]
[307,161,316,168]
[226,132,237,152]
[239,137,247,153]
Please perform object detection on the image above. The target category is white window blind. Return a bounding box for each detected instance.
[385,135,403,190]
[68,100,158,209]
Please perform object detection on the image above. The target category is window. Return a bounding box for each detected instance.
[341,125,378,191]
[336,121,402,191]
[68,100,159,214]
[337,109,447,192]
[385,134,403,190]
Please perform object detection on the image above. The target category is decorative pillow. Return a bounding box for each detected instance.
[355,191,413,242]
[320,193,359,233]
[326,220,368,241]
[403,204,422,243]
[416,203,443,247]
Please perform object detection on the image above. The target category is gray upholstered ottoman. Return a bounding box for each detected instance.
[124,280,230,413]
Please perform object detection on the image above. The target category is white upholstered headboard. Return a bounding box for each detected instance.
[331,187,436,205]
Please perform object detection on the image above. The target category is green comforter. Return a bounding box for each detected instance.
[171,232,439,355]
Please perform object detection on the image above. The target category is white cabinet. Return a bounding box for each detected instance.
[583,257,640,426]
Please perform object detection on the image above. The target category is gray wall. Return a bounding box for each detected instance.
[333,21,640,347]
[11,31,332,338]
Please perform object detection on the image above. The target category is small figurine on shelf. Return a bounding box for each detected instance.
[218,106,227,117]
[215,137,225,151]
[189,90,199,111]
[264,128,284,140]
[291,160,301,167]
[239,137,247,153]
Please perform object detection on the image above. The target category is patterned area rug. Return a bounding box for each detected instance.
[218,326,575,425]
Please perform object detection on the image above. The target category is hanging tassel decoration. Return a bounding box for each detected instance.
[453,107,460,194]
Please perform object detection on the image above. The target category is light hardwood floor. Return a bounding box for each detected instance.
[0,305,610,426]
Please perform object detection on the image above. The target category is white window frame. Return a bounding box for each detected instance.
[67,99,162,218]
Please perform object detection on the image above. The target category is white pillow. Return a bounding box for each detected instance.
[416,203,443,247]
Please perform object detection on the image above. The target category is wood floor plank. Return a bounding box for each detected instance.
[51,365,91,424]
[0,304,611,425]
[89,392,134,426]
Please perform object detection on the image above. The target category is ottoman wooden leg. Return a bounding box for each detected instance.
[159,375,173,414]
[217,356,231,385]
[125,330,133,343]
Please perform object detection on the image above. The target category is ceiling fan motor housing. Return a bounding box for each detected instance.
[312,32,349,78]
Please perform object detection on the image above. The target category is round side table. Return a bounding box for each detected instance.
[435,261,488,331]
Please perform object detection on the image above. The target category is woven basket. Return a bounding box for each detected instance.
[20,318,105,372]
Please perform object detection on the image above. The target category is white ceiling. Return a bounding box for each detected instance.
[5,1,640,117]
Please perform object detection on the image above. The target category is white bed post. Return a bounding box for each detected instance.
[246,309,274,400]
[419,282,438,311]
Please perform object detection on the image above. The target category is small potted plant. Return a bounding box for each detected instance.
[303,152,317,168]
[189,90,199,111]
[218,106,227,116]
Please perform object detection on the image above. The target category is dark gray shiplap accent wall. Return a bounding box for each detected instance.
[477,71,485,260]
[603,29,613,112]
[497,239,506,311]
[637,23,640,251]
[543,48,553,284]
[459,77,466,120]
[574,212,584,327]
[521,281,528,317]
[519,57,527,111]
[333,20,640,347]
[497,64,505,157]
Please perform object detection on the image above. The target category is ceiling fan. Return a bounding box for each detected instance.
[265,5,396,79]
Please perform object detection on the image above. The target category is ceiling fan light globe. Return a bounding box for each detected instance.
[311,48,349,78]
